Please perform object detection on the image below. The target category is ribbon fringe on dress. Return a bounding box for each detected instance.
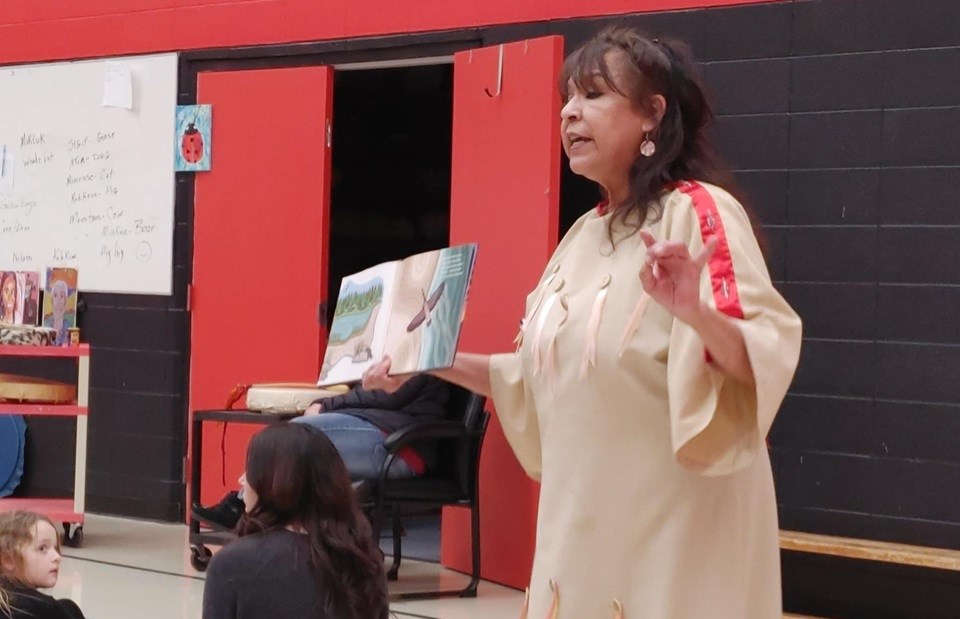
[518,582,626,619]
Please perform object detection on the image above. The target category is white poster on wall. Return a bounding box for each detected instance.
[0,53,178,295]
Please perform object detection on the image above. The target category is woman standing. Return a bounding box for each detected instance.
[364,26,802,618]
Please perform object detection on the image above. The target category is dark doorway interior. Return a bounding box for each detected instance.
[329,62,454,562]
[559,151,602,238]
[328,63,454,322]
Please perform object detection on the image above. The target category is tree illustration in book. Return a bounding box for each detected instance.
[318,244,477,386]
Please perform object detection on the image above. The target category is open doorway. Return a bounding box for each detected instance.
[328,63,453,306]
[328,62,453,563]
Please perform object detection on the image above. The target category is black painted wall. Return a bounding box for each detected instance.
[8,195,192,522]
[519,1,960,616]
[702,0,960,551]
[498,0,960,553]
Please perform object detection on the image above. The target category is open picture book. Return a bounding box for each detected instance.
[318,244,478,387]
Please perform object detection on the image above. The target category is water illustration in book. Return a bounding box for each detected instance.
[318,244,477,386]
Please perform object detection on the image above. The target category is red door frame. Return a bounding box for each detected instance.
[187,66,332,506]
[185,41,562,590]
[444,36,563,589]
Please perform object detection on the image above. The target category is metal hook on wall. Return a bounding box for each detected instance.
[484,44,504,97]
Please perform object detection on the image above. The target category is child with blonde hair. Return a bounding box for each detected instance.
[0,511,85,619]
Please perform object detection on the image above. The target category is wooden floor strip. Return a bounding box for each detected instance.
[780,530,960,572]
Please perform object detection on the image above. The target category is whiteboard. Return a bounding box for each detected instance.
[0,53,178,295]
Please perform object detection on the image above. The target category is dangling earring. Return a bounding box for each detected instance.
[640,133,656,157]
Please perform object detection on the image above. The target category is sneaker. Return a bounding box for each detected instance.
[192,491,244,529]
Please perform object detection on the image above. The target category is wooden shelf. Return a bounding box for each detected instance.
[0,404,86,416]
[0,498,83,523]
[0,344,89,358]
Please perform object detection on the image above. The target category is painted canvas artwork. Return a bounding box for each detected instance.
[175,104,212,172]
[0,271,40,326]
[318,244,477,386]
[43,267,79,346]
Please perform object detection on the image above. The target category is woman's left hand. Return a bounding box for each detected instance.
[639,230,717,325]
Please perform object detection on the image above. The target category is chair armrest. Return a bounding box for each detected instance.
[383,420,468,452]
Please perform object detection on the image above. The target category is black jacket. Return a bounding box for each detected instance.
[318,374,449,434]
[202,529,389,619]
[1,580,85,619]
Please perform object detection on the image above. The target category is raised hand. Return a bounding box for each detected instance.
[638,230,717,325]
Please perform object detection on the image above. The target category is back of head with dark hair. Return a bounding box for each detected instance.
[239,424,388,619]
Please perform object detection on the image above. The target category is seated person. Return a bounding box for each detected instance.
[202,424,389,619]
[0,511,86,619]
[194,374,449,529]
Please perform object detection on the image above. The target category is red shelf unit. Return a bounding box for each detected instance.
[0,344,91,545]
[0,498,82,523]
[0,343,90,357]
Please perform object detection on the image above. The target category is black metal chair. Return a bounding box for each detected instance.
[365,384,489,600]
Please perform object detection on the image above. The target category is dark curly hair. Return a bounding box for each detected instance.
[238,424,388,619]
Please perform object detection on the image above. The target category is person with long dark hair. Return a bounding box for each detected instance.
[363,26,802,618]
[202,424,388,619]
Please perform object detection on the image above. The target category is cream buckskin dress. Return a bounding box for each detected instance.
[489,181,802,619]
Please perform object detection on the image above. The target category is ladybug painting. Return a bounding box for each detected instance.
[175,105,212,171]
[181,122,204,164]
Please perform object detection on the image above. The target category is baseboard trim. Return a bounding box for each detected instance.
[780,530,960,572]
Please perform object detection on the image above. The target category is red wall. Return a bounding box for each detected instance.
[189,67,332,505]
[444,37,563,588]
[0,0,774,64]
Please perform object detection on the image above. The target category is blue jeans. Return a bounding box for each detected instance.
[290,412,415,481]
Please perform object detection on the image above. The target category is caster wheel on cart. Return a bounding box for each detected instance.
[191,545,213,572]
[62,523,84,548]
